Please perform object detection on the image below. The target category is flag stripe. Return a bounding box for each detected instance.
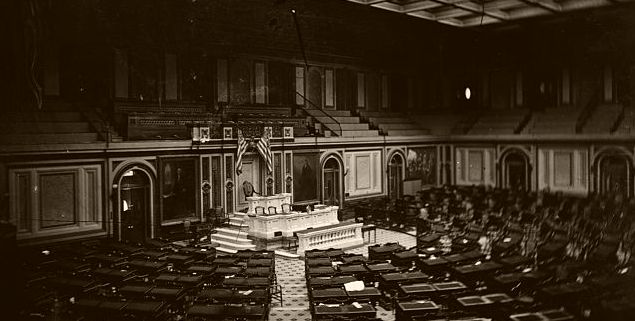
[257,131,273,174]
[235,129,249,175]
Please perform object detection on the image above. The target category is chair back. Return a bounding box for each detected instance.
[281,203,291,214]
[268,206,277,215]
[255,206,265,215]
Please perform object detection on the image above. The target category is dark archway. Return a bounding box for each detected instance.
[117,168,153,243]
[599,154,630,197]
[502,151,530,191]
[388,153,405,200]
[322,158,341,206]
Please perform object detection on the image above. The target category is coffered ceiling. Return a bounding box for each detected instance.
[344,0,634,27]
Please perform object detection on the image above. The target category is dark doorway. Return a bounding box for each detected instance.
[323,158,341,206]
[388,154,404,200]
[600,155,630,197]
[119,169,151,243]
[503,152,529,191]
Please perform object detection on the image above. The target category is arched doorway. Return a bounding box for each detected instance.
[117,168,152,243]
[388,154,404,200]
[323,158,341,206]
[599,154,630,197]
[502,151,530,191]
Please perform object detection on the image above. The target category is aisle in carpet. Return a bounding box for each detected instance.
[269,228,417,321]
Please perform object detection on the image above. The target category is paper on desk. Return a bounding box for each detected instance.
[352,302,362,308]
[332,261,343,267]
[240,290,253,295]
[344,281,365,292]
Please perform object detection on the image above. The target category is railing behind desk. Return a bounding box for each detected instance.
[296,222,363,256]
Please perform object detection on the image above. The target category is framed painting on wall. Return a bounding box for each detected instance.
[407,147,437,185]
[159,157,197,223]
[293,153,319,203]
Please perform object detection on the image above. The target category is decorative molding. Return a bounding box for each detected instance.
[223,127,233,140]
[284,126,294,138]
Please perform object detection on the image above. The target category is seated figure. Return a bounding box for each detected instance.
[243,180,255,197]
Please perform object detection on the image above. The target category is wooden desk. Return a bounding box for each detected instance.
[341,255,367,264]
[148,287,186,301]
[213,257,238,265]
[453,261,504,276]
[133,250,168,260]
[93,268,135,283]
[185,264,215,274]
[309,276,358,288]
[248,258,273,267]
[214,266,244,275]
[396,300,439,321]
[432,281,467,292]
[222,276,270,287]
[392,250,418,265]
[456,296,493,307]
[187,304,267,320]
[128,260,167,273]
[307,257,333,267]
[307,266,337,277]
[368,243,405,260]
[246,266,272,277]
[175,274,203,287]
[338,264,368,275]
[498,255,532,268]
[366,262,397,273]
[119,284,154,298]
[313,303,376,320]
[399,283,436,297]
[87,253,126,267]
[346,287,382,304]
[380,271,428,285]
[311,288,348,301]
[166,254,195,266]
[197,288,269,303]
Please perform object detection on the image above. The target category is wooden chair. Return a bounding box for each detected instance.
[270,275,284,307]
[268,206,277,215]
[281,203,292,214]
[255,206,266,215]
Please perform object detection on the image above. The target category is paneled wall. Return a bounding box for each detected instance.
[345,150,382,198]
[538,148,588,194]
[10,164,104,241]
[455,147,496,186]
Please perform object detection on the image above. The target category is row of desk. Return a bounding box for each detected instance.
[304,249,382,320]
[20,241,276,321]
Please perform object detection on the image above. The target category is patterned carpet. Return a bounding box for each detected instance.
[269,228,416,321]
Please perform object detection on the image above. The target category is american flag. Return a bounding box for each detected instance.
[235,129,249,175]
[257,129,273,174]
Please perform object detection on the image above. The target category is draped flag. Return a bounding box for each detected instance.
[235,129,249,175]
[257,129,274,174]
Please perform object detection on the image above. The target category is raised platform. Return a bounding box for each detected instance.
[246,193,292,215]
[246,205,339,239]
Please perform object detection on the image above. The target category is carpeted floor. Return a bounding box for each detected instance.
[269,228,416,321]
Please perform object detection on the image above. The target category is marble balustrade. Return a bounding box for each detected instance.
[295,222,364,256]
